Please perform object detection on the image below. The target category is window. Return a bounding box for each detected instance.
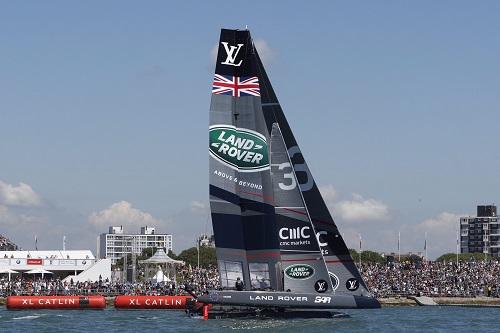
[218,260,243,289]
[249,263,271,290]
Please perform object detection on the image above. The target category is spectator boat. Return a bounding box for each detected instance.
[187,28,380,319]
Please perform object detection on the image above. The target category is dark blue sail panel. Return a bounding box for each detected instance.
[211,213,246,249]
[210,185,279,251]
[211,213,279,251]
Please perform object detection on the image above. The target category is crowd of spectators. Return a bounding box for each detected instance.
[177,264,220,294]
[0,264,220,297]
[360,260,500,298]
[2,261,500,298]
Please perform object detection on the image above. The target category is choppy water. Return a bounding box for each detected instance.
[1,306,499,333]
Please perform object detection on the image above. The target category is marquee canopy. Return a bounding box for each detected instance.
[138,249,184,265]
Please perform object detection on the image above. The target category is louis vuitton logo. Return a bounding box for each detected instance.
[220,42,244,67]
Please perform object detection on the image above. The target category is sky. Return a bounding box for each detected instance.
[1,1,499,259]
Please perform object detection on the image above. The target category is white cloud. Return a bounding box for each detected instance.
[210,38,275,66]
[253,38,275,65]
[210,43,218,64]
[334,193,389,222]
[319,185,338,204]
[88,201,160,232]
[190,200,208,214]
[406,212,464,258]
[0,180,41,207]
[417,212,463,232]
[0,205,47,227]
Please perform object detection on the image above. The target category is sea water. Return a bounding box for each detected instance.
[1,306,499,333]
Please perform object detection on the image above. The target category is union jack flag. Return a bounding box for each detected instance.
[212,74,260,97]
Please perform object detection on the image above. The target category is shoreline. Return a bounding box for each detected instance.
[379,296,500,307]
[1,296,500,308]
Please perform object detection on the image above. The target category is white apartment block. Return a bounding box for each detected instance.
[98,226,173,264]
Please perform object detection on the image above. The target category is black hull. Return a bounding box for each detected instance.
[196,290,380,310]
[188,305,349,320]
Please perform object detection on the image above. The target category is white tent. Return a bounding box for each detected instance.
[153,266,171,283]
[26,268,53,279]
[139,249,184,265]
[0,268,19,281]
[139,249,183,283]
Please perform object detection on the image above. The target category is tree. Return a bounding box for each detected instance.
[436,252,492,262]
[361,250,385,264]
[177,246,216,267]
[112,248,178,271]
[406,254,422,264]
[140,247,158,260]
[349,249,385,264]
[168,250,178,260]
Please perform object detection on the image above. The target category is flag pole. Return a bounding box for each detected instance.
[424,232,427,263]
[197,237,200,269]
[359,234,362,270]
[456,228,459,265]
[398,231,401,262]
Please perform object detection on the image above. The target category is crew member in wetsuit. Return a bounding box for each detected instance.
[235,277,244,291]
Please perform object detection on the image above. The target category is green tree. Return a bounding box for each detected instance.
[140,247,158,259]
[112,248,178,271]
[361,250,385,263]
[349,249,385,263]
[177,246,216,267]
[407,254,422,264]
[436,252,492,262]
[167,250,178,259]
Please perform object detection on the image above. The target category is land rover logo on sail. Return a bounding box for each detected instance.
[209,125,269,172]
[284,264,314,280]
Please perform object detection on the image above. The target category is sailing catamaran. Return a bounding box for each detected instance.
[188,28,380,319]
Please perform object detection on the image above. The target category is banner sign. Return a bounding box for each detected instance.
[27,259,43,265]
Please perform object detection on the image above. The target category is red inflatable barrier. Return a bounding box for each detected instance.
[114,295,191,309]
[7,296,106,310]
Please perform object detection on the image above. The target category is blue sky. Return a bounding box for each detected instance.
[1,1,499,258]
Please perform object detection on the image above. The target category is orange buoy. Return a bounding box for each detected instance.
[114,295,191,309]
[203,304,209,320]
[6,295,106,310]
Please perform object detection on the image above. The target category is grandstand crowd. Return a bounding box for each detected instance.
[0,264,220,297]
[2,261,500,298]
[360,260,500,298]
